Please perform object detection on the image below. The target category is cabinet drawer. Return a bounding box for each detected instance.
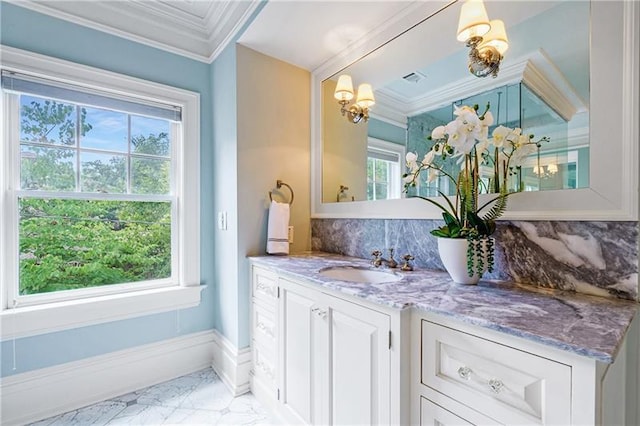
[421,320,571,425]
[252,302,276,349]
[252,267,278,308]
[251,340,277,390]
[421,397,472,426]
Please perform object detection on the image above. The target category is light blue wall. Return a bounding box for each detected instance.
[210,3,267,349]
[368,117,406,145]
[211,41,240,346]
[0,2,215,377]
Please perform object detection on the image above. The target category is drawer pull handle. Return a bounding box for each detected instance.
[256,282,275,297]
[256,321,275,338]
[488,378,504,393]
[256,360,274,380]
[457,366,472,380]
[311,307,327,319]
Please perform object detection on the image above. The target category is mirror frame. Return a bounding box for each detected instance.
[311,0,638,221]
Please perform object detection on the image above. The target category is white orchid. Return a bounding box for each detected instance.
[405,102,548,205]
[481,111,494,127]
[491,125,511,147]
[402,102,549,279]
[422,150,436,166]
[510,142,538,167]
[406,152,419,172]
[427,168,439,183]
[431,126,446,140]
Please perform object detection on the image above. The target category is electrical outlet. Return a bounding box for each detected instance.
[288,226,294,243]
[217,211,227,230]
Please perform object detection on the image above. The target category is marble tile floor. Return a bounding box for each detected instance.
[29,368,272,426]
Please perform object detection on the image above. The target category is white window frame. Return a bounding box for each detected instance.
[367,137,405,200]
[0,47,202,339]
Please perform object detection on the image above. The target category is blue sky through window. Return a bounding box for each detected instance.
[81,107,128,152]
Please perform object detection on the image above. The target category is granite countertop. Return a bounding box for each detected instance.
[250,252,639,364]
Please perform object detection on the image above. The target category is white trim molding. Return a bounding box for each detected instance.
[0,285,205,340]
[211,329,252,397]
[0,331,215,426]
[375,49,587,122]
[6,0,262,63]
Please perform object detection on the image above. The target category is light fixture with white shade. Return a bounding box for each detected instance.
[457,0,509,78]
[333,75,375,124]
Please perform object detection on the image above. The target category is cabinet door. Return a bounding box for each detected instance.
[278,280,324,425]
[325,293,391,426]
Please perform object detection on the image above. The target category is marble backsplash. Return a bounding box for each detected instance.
[311,219,639,302]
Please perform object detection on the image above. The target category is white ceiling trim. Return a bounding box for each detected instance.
[205,1,262,63]
[6,0,261,64]
[374,50,588,122]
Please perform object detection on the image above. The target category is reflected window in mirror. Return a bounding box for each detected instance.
[366,138,405,201]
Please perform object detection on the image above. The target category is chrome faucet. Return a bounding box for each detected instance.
[371,249,398,268]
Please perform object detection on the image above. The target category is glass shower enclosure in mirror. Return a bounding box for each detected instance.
[321,0,589,204]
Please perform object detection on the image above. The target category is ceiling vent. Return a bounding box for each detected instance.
[402,71,426,83]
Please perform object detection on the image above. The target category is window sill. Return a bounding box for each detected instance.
[0,285,204,340]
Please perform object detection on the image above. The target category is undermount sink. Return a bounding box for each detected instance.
[319,266,402,284]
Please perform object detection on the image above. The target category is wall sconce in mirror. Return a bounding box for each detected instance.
[534,163,558,179]
[334,74,375,124]
[457,0,509,78]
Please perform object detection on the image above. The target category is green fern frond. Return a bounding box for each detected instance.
[481,193,508,222]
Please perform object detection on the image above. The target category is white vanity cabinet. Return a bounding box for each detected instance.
[412,313,638,426]
[278,277,391,425]
[250,261,638,426]
[250,264,409,425]
[249,266,279,409]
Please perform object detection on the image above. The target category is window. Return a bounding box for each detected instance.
[0,47,201,337]
[366,138,405,201]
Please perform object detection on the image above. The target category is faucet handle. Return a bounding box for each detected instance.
[401,254,414,271]
[387,248,398,268]
[371,250,383,267]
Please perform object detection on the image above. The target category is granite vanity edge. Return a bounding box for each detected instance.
[248,254,638,364]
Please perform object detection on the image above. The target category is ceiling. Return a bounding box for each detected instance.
[237,1,416,72]
[6,0,263,63]
[7,0,420,69]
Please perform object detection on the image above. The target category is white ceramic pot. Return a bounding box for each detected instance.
[437,237,489,285]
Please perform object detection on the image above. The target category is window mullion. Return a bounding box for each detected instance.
[127,114,132,194]
[76,105,81,192]
[16,190,172,203]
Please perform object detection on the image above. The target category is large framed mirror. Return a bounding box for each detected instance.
[311,0,638,221]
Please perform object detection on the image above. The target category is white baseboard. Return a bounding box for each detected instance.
[0,331,215,426]
[210,329,251,397]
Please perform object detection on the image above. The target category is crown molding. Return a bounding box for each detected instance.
[374,50,588,124]
[5,0,261,64]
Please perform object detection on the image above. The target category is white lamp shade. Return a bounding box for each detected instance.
[334,75,354,102]
[355,83,375,108]
[533,165,542,176]
[457,0,491,42]
[547,163,558,174]
[479,19,509,55]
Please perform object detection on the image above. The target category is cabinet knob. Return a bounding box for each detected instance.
[457,366,472,380]
[311,307,327,319]
[488,378,504,393]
